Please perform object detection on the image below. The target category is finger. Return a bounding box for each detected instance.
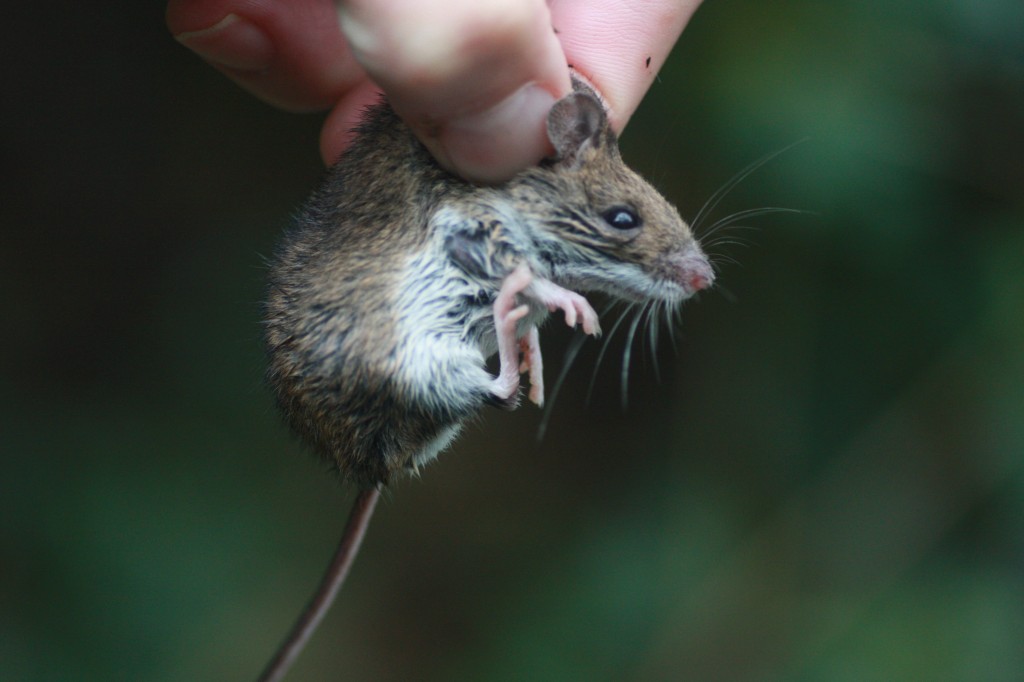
[319,78,384,165]
[337,0,572,183]
[167,0,363,112]
[549,0,703,131]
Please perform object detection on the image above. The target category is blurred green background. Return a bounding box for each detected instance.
[3,1,1023,680]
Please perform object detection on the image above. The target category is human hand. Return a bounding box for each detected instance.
[167,0,703,183]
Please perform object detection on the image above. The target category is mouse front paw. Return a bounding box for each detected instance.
[528,278,601,337]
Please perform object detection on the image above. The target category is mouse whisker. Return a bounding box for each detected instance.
[662,299,679,350]
[703,237,754,251]
[646,301,661,381]
[690,140,808,235]
[536,331,589,440]
[702,207,811,275]
[701,206,804,240]
[698,224,756,249]
[620,306,645,409]
[705,252,743,270]
[540,296,618,436]
[659,300,673,352]
[698,228,757,248]
[587,303,635,405]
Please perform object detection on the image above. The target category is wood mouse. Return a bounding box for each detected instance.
[258,78,713,681]
[265,78,713,487]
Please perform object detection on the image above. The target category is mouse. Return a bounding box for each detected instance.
[258,77,714,681]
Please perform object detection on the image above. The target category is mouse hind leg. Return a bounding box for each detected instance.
[520,326,544,406]
[489,264,533,405]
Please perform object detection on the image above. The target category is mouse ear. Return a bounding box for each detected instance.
[547,91,607,166]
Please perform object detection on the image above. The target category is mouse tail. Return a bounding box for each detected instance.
[257,486,381,682]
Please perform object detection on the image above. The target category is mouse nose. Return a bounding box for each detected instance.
[679,253,714,294]
[689,270,712,292]
[663,247,715,297]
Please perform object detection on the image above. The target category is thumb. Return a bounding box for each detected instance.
[336,0,571,183]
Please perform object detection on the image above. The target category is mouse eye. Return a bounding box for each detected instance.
[601,206,641,230]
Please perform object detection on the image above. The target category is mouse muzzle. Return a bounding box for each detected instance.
[662,247,715,298]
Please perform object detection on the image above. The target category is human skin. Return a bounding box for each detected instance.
[167,0,703,183]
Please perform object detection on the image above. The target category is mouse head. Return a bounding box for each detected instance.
[513,83,713,303]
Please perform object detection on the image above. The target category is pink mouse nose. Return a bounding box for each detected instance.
[689,270,711,291]
[681,255,714,294]
[664,248,715,296]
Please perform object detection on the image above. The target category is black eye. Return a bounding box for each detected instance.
[601,206,641,230]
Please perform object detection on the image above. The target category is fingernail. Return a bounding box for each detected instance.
[173,14,274,72]
[440,84,557,184]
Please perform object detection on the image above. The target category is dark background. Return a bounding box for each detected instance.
[3,1,1023,680]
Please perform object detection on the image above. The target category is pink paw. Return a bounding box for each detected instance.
[490,301,529,401]
[489,264,533,402]
[528,278,601,337]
